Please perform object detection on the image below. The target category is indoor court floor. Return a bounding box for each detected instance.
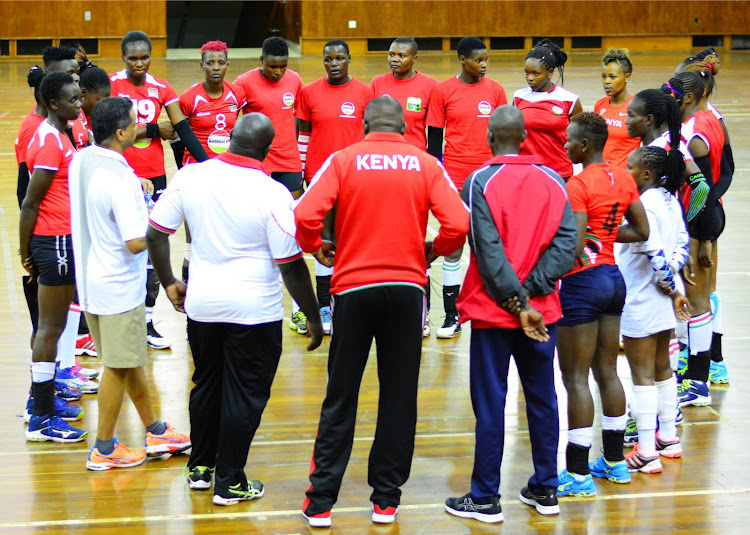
[0,48,749,534]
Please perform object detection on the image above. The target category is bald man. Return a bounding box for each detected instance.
[147,113,323,506]
[294,97,469,527]
[445,105,577,523]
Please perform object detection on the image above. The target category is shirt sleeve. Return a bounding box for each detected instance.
[425,85,446,128]
[265,187,303,263]
[293,153,340,252]
[294,86,312,121]
[163,80,179,107]
[111,172,148,242]
[148,172,185,234]
[494,84,508,106]
[566,176,588,212]
[179,88,192,118]
[33,132,63,171]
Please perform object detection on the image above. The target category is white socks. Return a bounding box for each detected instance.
[631,385,658,456]
[55,304,81,370]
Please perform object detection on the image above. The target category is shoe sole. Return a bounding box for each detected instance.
[678,396,712,407]
[147,341,172,350]
[589,470,631,484]
[709,378,729,384]
[372,511,397,524]
[213,487,264,506]
[57,381,99,394]
[436,331,460,339]
[303,512,332,528]
[188,480,212,490]
[628,461,663,473]
[25,429,87,443]
[657,446,683,458]
[289,322,308,335]
[86,457,146,471]
[445,504,503,523]
[23,411,84,423]
[146,442,192,457]
[518,494,560,515]
[557,487,596,497]
[75,348,97,357]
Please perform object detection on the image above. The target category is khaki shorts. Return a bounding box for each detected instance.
[85,304,148,368]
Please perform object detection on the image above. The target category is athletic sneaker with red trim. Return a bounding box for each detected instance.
[372,502,398,524]
[72,358,99,380]
[625,444,663,473]
[145,422,191,456]
[86,439,146,470]
[655,432,683,458]
[75,333,97,356]
[303,496,332,528]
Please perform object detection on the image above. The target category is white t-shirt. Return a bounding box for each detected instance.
[69,145,148,315]
[618,187,687,337]
[148,152,302,325]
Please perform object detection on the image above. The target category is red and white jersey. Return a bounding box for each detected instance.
[110,70,179,178]
[71,110,89,150]
[179,81,246,165]
[26,120,76,236]
[595,94,640,169]
[648,131,693,162]
[707,102,723,121]
[295,76,374,181]
[371,71,438,150]
[234,68,303,173]
[15,112,45,166]
[514,85,580,178]
[682,111,725,185]
[426,76,507,189]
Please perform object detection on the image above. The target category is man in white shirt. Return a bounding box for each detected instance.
[146,112,323,506]
[70,97,191,470]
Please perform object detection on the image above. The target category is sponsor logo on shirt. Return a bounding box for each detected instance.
[406,96,422,112]
[229,103,238,112]
[477,101,492,116]
[283,92,295,108]
[340,101,356,118]
[197,111,211,117]
[619,112,628,116]
[356,153,422,171]
[600,108,607,114]
[552,105,564,115]
[208,129,231,153]
[148,87,159,99]
[117,93,131,99]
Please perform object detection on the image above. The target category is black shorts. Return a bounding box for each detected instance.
[30,234,75,286]
[558,264,626,327]
[146,174,167,201]
[271,171,303,193]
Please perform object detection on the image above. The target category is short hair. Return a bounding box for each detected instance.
[262,36,289,57]
[201,40,228,60]
[40,71,75,107]
[456,36,485,59]
[79,65,111,94]
[42,46,77,69]
[570,112,608,152]
[121,31,152,55]
[324,39,349,55]
[392,37,418,55]
[602,48,633,75]
[526,38,568,84]
[91,97,133,144]
[28,66,46,104]
[635,146,684,195]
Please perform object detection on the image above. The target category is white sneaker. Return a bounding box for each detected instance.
[436,315,461,339]
[147,321,172,349]
[320,307,332,335]
[422,318,431,337]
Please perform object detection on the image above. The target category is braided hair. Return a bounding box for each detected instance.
[636,146,683,195]
[683,57,719,99]
[526,38,568,85]
[666,72,704,107]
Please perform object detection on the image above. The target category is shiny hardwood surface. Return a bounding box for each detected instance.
[1,49,750,533]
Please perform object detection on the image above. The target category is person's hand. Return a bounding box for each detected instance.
[159,121,176,141]
[425,241,439,264]
[501,295,523,317]
[698,240,713,268]
[672,292,691,321]
[165,281,187,313]
[314,240,335,268]
[519,305,549,342]
[681,255,695,287]
[139,177,155,195]
[21,255,36,283]
[305,311,324,351]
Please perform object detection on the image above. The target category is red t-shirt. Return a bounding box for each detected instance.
[15,112,45,165]
[295,77,374,181]
[566,163,640,276]
[26,121,76,235]
[371,71,438,150]
[110,70,179,178]
[179,81,246,165]
[426,76,507,189]
[234,68,303,173]
[514,85,580,178]
[595,94,640,169]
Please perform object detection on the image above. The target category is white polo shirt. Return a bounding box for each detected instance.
[148,152,302,325]
[69,145,148,315]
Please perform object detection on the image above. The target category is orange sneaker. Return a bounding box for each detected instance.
[145,422,191,457]
[86,439,146,471]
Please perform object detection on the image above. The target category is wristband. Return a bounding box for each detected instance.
[146,123,160,138]
[298,133,310,172]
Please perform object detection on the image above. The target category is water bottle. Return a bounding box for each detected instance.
[144,192,155,212]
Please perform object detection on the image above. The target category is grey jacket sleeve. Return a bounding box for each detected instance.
[523,199,577,297]
[463,173,527,306]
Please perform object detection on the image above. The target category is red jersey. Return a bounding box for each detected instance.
[71,110,89,149]
[110,70,179,178]
[566,163,640,276]
[294,132,469,294]
[234,68,303,173]
[295,77,374,181]
[371,71,438,150]
[15,112,45,165]
[26,121,76,236]
[595,94,640,169]
[426,76,507,188]
[514,85,580,178]
[682,111,724,185]
[179,81,246,165]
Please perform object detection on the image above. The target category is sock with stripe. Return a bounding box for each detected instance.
[687,311,712,382]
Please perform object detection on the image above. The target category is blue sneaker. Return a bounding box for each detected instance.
[56,365,99,393]
[26,414,87,443]
[55,381,83,401]
[320,306,332,335]
[557,470,596,497]
[589,455,631,483]
[676,405,683,426]
[24,396,83,422]
[678,379,711,407]
[709,361,729,384]
[677,345,688,371]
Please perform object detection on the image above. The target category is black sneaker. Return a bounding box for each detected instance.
[147,321,172,349]
[186,465,214,490]
[445,493,503,523]
[212,480,264,506]
[437,315,462,339]
[519,486,560,515]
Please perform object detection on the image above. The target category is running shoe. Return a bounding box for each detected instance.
[624,444,662,473]
[678,379,711,407]
[320,306,332,335]
[212,480,264,506]
[589,455,631,483]
[303,510,332,528]
[655,432,683,458]
[624,418,638,446]
[444,493,503,523]
[145,422,191,456]
[24,396,83,422]
[186,465,214,490]
[437,315,461,339]
[56,365,99,393]
[146,321,172,349]
[557,470,596,497]
[26,414,87,443]
[676,405,684,426]
[86,439,146,470]
[55,381,83,401]
[75,333,97,357]
[422,317,431,338]
[709,360,729,384]
[519,486,560,515]
[290,310,308,335]
[72,358,99,380]
[372,502,399,524]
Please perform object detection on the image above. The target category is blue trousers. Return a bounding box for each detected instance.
[470,324,559,498]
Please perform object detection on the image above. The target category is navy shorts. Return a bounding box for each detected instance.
[30,234,75,286]
[558,264,626,327]
[271,171,303,193]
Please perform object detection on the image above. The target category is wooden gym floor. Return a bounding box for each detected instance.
[0,49,749,534]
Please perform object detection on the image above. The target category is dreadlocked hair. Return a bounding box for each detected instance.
[684,58,719,99]
[526,38,568,85]
[637,145,684,195]
[637,89,683,155]
[570,112,608,152]
[602,48,632,74]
